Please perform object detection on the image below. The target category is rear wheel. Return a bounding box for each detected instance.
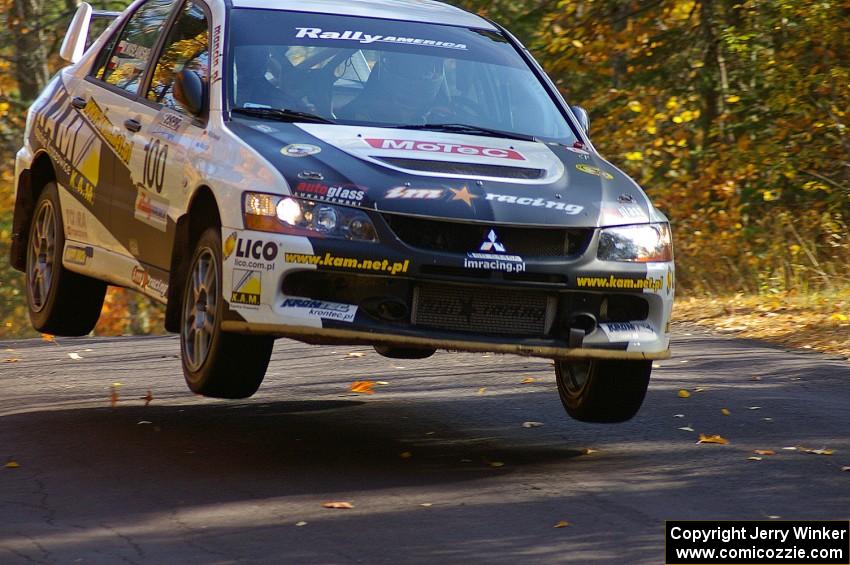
[26,183,106,335]
[180,227,273,398]
[555,359,651,423]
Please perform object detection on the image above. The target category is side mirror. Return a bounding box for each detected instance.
[60,3,93,63]
[571,105,590,134]
[174,69,206,116]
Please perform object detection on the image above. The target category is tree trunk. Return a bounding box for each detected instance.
[10,0,51,102]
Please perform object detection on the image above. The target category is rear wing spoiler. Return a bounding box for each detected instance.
[59,3,121,63]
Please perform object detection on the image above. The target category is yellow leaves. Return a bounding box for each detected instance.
[41,333,55,342]
[477,387,487,394]
[697,434,729,445]
[829,313,848,324]
[350,381,376,394]
[753,450,775,456]
[5,460,20,469]
[672,110,700,123]
[720,408,730,416]
[677,389,691,398]
[762,190,779,201]
[554,521,570,528]
[489,461,505,468]
[400,451,413,459]
[644,123,657,135]
[295,521,308,527]
[346,352,365,358]
[570,39,584,49]
[521,377,536,384]
[624,151,644,161]
[627,100,643,113]
[726,95,741,103]
[4,357,19,363]
[323,501,354,509]
[799,447,834,456]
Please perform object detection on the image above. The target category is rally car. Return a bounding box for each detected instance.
[11,0,674,423]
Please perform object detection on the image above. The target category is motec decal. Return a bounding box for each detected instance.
[80,98,132,164]
[575,163,614,180]
[295,27,467,50]
[281,144,321,157]
[231,269,262,306]
[284,252,410,276]
[575,275,663,292]
[281,298,357,323]
[365,138,525,161]
[484,193,583,215]
[234,238,278,271]
[33,86,100,204]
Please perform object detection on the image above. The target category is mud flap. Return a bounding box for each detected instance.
[9,170,33,272]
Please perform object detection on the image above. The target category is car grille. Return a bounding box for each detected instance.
[376,157,545,180]
[412,283,556,336]
[382,214,592,257]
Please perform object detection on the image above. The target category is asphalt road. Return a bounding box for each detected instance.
[1,326,849,564]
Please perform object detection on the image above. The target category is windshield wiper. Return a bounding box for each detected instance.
[232,107,334,124]
[395,123,537,142]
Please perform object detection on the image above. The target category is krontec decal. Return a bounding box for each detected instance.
[294,182,366,205]
[285,252,410,275]
[485,193,583,214]
[231,269,262,306]
[366,138,524,160]
[231,237,279,271]
[576,275,663,291]
[575,163,614,180]
[281,298,357,323]
[599,322,656,342]
[134,189,169,231]
[295,27,467,50]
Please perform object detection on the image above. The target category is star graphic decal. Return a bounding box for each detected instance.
[449,186,478,207]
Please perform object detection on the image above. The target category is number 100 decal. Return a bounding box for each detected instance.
[143,139,168,193]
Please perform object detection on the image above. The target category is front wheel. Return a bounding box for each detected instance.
[555,359,651,423]
[180,227,273,398]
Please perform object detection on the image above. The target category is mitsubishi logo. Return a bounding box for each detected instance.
[479,229,506,253]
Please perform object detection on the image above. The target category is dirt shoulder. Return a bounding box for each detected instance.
[673,291,850,362]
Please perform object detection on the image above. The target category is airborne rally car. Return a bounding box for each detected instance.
[11,0,674,422]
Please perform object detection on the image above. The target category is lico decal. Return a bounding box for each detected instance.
[295,27,467,50]
[231,269,261,306]
[294,182,366,205]
[575,275,663,291]
[464,252,526,273]
[234,237,278,271]
[484,193,583,215]
[599,322,656,342]
[575,163,614,180]
[134,189,169,231]
[281,298,357,323]
[281,144,321,157]
[284,252,410,276]
[81,98,133,164]
[365,138,525,161]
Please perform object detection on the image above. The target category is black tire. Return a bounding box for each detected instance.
[180,227,273,398]
[555,359,651,423]
[26,183,106,336]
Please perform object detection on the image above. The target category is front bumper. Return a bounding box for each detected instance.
[219,221,674,361]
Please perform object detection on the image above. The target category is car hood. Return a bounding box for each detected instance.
[227,119,661,228]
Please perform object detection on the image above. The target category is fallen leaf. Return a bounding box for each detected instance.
[521,377,536,384]
[295,521,308,526]
[678,426,695,432]
[763,417,773,422]
[747,456,762,461]
[323,501,354,509]
[694,387,707,392]
[750,376,762,381]
[753,449,775,456]
[376,381,389,385]
[142,390,153,406]
[68,352,83,360]
[554,521,570,528]
[400,451,412,459]
[677,389,691,398]
[721,408,730,416]
[41,333,55,342]
[841,466,850,472]
[350,381,376,394]
[697,434,729,445]
[799,447,834,456]
[673,414,685,418]
[582,448,598,455]
[346,352,365,358]
[420,503,433,507]
[781,447,797,451]
[478,387,487,394]
[767,515,781,519]
[652,363,662,368]
[522,421,544,428]
[112,382,123,387]
[110,387,119,407]
[5,461,20,469]
[137,420,153,425]
[490,461,505,468]
[3,358,19,363]
[748,406,762,410]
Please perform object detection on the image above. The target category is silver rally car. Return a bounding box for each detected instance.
[12,0,674,422]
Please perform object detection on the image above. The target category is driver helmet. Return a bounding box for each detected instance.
[375,52,445,117]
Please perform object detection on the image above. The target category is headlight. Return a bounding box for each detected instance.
[597,223,673,262]
[243,192,378,242]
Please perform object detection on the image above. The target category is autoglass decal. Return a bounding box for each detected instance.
[294,27,468,51]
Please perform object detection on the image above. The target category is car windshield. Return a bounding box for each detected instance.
[227,10,578,144]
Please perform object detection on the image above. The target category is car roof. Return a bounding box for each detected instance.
[228,0,497,31]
